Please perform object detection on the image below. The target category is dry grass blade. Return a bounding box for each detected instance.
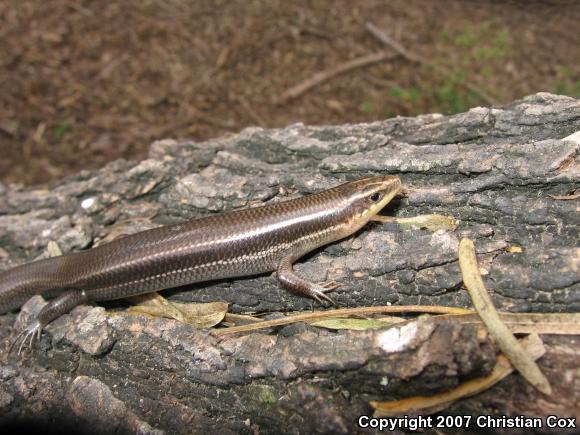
[224,313,264,324]
[213,305,472,337]
[370,334,546,416]
[458,238,552,395]
[443,312,580,335]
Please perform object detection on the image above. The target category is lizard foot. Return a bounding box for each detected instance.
[9,320,43,355]
[309,281,342,305]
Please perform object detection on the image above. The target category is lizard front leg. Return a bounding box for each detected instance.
[276,255,339,304]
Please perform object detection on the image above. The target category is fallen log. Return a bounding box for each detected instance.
[1,92,578,433]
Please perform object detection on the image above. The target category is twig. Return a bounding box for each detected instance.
[212,305,472,337]
[151,108,236,135]
[365,22,499,106]
[549,191,580,200]
[190,107,237,129]
[237,96,267,127]
[94,54,129,81]
[278,51,396,104]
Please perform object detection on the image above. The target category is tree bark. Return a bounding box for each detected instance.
[1,93,578,434]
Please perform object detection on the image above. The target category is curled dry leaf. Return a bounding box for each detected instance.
[128,292,228,328]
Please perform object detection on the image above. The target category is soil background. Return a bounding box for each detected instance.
[0,0,578,185]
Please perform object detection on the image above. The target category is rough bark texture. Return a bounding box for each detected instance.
[0,93,578,434]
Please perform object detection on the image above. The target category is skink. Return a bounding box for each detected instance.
[0,175,401,350]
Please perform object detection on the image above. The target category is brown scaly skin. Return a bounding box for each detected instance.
[0,175,401,352]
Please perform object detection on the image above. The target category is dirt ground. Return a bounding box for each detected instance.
[0,0,578,185]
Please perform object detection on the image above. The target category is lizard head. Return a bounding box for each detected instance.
[340,175,402,229]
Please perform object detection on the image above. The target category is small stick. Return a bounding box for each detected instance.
[237,96,267,127]
[365,22,498,106]
[152,108,236,134]
[190,108,237,129]
[278,51,396,103]
[549,191,580,201]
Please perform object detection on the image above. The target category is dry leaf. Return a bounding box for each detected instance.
[128,293,228,328]
[310,316,405,330]
[47,241,63,257]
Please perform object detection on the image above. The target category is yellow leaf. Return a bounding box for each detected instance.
[310,316,404,330]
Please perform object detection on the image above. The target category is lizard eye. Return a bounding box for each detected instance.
[369,192,381,202]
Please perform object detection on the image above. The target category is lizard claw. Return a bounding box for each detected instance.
[8,320,43,355]
[311,290,336,306]
[316,281,341,291]
[310,281,340,306]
